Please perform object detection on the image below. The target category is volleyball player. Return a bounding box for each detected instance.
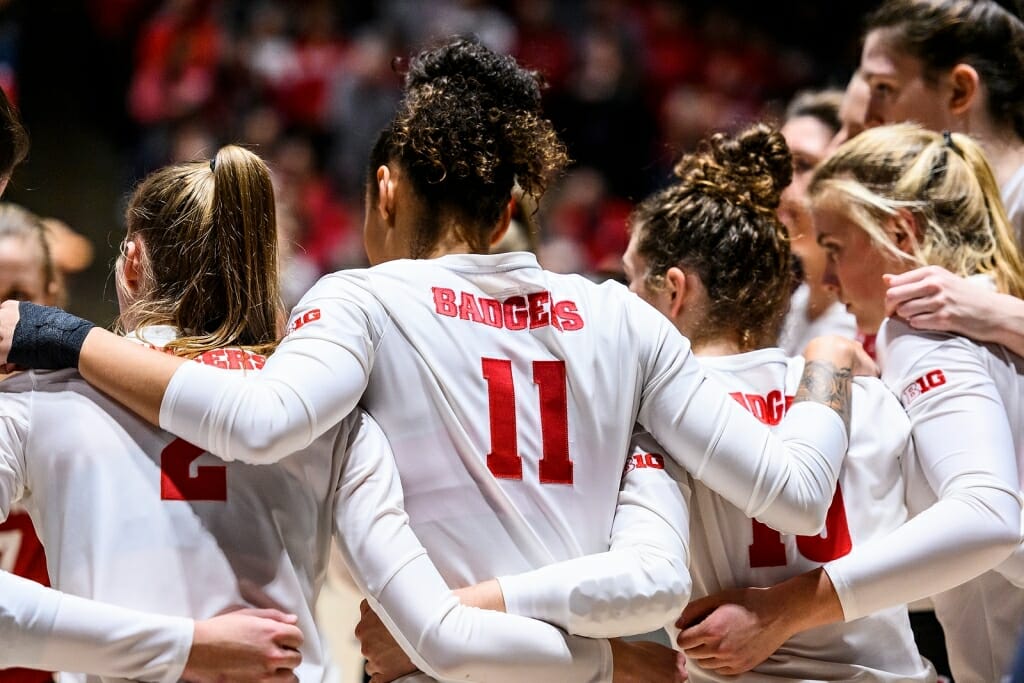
[675,125,1024,682]
[776,90,857,356]
[624,123,933,682]
[859,0,1024,244]
[0,86,308,681]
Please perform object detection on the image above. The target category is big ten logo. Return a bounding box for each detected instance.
[729,390,792,426]
[286,308,322,335]
[901,369,947,405]
[624,452,665,475]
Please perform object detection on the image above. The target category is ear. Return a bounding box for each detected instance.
[887,208,922,255]
[376,165,395,223]
[948,63,979,117]
[120,238,144,296]
[663,266,689,319]
[489,199,514,247]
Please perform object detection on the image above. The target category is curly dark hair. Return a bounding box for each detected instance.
[632,123,794,351]
[369,37,569,257]
[866,0,1024,140]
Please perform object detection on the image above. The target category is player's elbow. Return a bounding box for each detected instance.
[761,496,830,537]
[960,485,1023,562]
[567,551,691,637]
[413,630,487,681]
[228,428,297,464]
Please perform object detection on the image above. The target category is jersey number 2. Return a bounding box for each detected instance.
[482,358,573,484]
[748,483,852,567]
[160,438,227,501]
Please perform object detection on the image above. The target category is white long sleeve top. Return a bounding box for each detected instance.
[823,317,1024,681]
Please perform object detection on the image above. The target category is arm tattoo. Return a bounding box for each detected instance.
[792,360,852,434]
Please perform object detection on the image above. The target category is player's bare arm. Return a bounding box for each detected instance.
[795,336,874,433]
[675,567,843,675]
[184,609,304,683]
[792,360,853,433]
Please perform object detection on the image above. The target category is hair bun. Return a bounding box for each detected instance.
[674,123,791,213]
[405,36,541,113]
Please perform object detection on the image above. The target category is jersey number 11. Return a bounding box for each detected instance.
[482,358,574,485]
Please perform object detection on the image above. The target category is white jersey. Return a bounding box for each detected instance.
[825,317,1024,683]
[778,284,857,357]
[678,349,932,682]
[1001,163,1024,249]
[161,252,849,639]
[0,326,619,683]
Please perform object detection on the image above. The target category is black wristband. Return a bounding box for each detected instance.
[9,302,96,370]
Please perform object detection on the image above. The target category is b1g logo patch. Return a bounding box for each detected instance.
[286,308,321,335]
[623,452,665,476]
[901,369,947,405]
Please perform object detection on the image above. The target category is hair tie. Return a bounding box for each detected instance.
[209,157,216,172]
[943,130,965,158]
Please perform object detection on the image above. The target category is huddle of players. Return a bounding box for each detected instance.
[2,0,1024,682]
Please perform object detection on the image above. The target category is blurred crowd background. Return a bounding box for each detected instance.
[1,0,878,324]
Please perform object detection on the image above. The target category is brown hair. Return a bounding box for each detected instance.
[866,0,1024,139]
[368,37,568,257]
[632,123,794,351]
[118,145,281,357]
[809,123,1024,298]
[0,202,57,300]
[0,86,27,180]
[785,89,844,134]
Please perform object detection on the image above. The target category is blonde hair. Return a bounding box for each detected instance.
[117,145,281,357]
[809,123,1024,298]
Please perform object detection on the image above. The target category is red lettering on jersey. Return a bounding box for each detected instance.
[903,369,947,405]
[729,392,749,411]
[528,291,551,329]
[160,438,227,501]
[553,300,585,331]
[195,348,267,371]
[629,453,666,470]
[433,287,584,332]
[459,292,485,323]
[730,390,792,426]
[749,484,852,567]
[746,393,769,424]
[482,357,574,485]
[748,518,787,567]
[765,390,786,425]
[480,298,504,328]
[535,360,573,484]
[482,358,522,479]
[286,308,322,334]
[432,287,458,317]
[0,512,49,585]
[503,296,529,330]
[797,485,853,562]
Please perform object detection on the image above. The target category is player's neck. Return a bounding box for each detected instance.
[963,117,1024,187]
[692,338,742,357]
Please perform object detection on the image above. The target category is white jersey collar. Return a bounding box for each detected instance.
[429,251,541,273]
[124,325,180,348]
[697,347,790,372]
